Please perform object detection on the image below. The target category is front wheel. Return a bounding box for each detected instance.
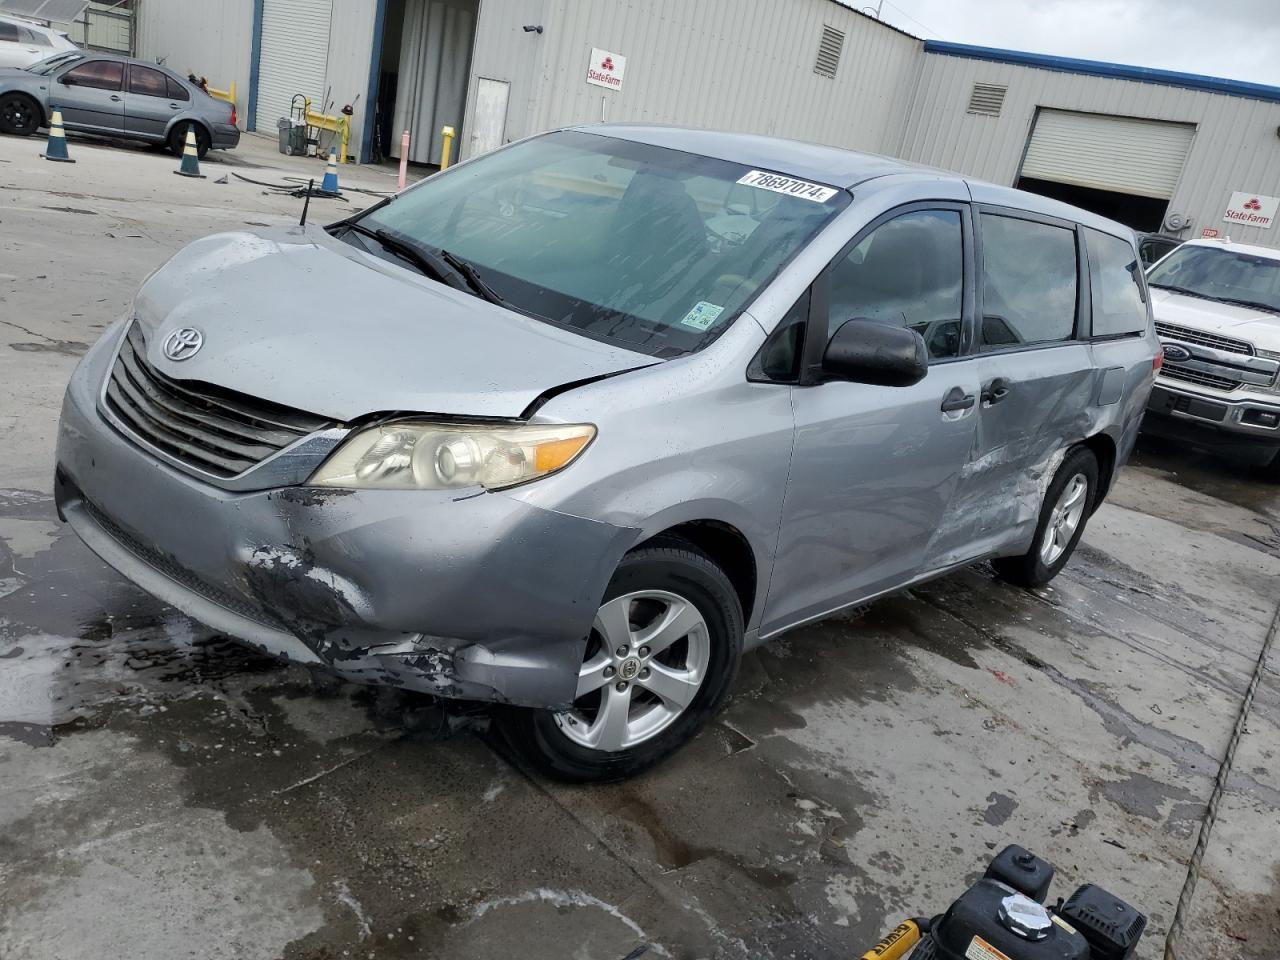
[0,93,41,137]
[496,540,744,782]
[992,447,1099,588]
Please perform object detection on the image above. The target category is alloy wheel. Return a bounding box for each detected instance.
[554,589,710,751]
[1040,473,1088,565]
[1,96,37,135]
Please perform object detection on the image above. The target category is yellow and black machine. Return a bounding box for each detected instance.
[860,845,1146,960]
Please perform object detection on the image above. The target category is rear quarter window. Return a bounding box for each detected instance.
[1086,228,1148,337]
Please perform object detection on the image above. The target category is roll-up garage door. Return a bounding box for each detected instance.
[254,0,333,134]
[1020,109,1195,199]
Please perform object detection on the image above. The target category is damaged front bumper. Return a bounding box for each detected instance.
[54,331,637,709]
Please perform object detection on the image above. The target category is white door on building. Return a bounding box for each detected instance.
[1020,109,1196,199]
[254,0,334,135]
[470,77,509,157]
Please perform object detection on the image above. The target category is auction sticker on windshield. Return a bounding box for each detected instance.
[737,170,838,203]
[680,301,725,331]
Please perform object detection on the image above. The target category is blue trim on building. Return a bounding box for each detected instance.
[360,0,389,164]
[246,0,265,133]
[923,40,1280,105]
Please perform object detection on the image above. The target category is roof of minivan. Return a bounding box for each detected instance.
[578,124,1135,240]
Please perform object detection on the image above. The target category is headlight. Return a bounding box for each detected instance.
[310,421,596,490]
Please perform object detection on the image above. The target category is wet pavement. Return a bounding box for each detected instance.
[2,134,1279,959]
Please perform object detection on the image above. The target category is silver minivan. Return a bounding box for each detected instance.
[55,126,1158,780]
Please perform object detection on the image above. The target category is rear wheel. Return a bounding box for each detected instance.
[0,93,41,137]
[497,540,743,782]
[168,123,211,159]
[992,447,1098,588]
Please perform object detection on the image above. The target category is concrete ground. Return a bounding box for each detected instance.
[1,130,1278,960]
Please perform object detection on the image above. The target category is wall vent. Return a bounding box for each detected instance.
[967,82,1008,117]
[814,25,845,79]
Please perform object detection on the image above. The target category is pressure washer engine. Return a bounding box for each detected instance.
[862,845,1146,960]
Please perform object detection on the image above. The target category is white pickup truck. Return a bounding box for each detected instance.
[1144,238,1280,479]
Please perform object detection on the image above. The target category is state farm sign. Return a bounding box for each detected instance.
[586,48,626,91]
[1223,191,1279,230]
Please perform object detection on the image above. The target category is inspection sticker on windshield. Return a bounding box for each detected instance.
[680,301,725,331]
[737,170,839,203]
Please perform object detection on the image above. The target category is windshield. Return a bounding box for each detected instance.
[353,130,850,356]
[25,51,81,75]
[1147,244,1280,314]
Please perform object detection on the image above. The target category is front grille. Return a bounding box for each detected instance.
[105,324,330,478]
[1155,321,1253,356]
[81,495,280,628]
[1160,367,1241,391]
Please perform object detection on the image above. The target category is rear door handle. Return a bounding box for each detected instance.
[941,387,976,413]
[109,95,122,102]
[981,377,1010,405]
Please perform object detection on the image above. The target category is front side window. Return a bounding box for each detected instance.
[1147,244,1280,315]
[353,131,851,357]
[128,64,168,97]
[1087,228,1147,337]
[826,209,965,360]
[64,60,124,91]
[980,214,1077,349]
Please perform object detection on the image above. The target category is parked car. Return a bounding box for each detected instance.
[0,50,237,157]
[1143,238,1280,477]
[54,127,1158,780]
[1137,232,1183,268]
[0,15,76,70]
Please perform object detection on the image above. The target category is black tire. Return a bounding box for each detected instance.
[496,539,744,783]
[1262,449,1280,484]
[992,447,1099,588]
[0,93,42,137]
[168,123,211,159]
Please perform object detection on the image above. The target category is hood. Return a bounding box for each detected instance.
[132,226,654,421]
[1151,288,1280,349]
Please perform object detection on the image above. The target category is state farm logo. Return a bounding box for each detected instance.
[1224,191,1278,229]
[586,48,626,90]
[1244,197,1262,211]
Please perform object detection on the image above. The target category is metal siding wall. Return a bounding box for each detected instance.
[462,0,921,160]
[135,0,255,129]
[324,0,377,157]
[898,53,1280,248]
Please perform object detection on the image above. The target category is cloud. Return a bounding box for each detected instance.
[874,0,1280,86]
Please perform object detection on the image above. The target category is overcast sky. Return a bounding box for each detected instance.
[865,0,1280,88]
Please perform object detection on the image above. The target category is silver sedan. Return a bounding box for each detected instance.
[0,50,238,157]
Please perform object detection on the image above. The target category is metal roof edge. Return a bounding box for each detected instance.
[922,40,1280,105]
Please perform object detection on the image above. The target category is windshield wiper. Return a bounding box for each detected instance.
[1148,282,1219,302]
[438,249,514,309]
[1213,296,1280,316]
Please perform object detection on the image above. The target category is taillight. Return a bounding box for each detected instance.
[230,105,238,126]
[1153,347,1164,373]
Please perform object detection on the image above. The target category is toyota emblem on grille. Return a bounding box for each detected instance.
[1161,343,1192,364]
[162,327,204,361]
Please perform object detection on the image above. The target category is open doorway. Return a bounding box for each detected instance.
[1015,176,1169,232]
[371,0,477,169]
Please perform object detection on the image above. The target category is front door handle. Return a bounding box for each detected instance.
[941,387,976,413]
[110,94,122,102]
[981,377,1010,405]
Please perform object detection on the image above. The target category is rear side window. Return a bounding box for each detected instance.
[128,64,168,97]
[827,209,964,360]
[979,213,1077,349]
[0,22,18,42]
[22,27,51,46]
[1086,228,1148,337]
[166,76,190,101]
[64,60,124,91]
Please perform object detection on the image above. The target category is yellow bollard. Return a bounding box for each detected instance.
[440,125,455,169]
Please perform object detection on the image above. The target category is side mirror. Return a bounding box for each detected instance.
[822,318,928,387]
[58,74,73,84]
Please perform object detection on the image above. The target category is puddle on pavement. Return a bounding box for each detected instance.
[1132,436,1280,519]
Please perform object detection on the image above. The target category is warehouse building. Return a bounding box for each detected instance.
[134,0,1280,247]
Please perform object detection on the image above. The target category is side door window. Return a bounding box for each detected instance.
[826,209,965,360]
[978,213,1078,350]
[166,76,190,102]
[1086,228,1149,337]
[125,63,173,136]
[0,23,19,44]
[127,64,168,98]
[63,59,124,91]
